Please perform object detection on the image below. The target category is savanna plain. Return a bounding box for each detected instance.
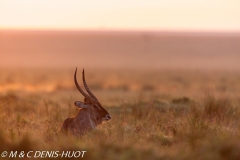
[0,68,240,160]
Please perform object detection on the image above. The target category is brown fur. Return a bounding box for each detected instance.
[61,102,110,136]
[61,68,111,136]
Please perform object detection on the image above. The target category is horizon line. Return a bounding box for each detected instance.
[1,28,240,35]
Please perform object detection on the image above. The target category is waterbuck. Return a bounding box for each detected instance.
[61,68,111,136]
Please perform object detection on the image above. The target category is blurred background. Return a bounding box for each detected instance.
[0,0,240,100]
[1,2,240,157]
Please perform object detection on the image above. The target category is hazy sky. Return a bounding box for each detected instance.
[0,0,240,32]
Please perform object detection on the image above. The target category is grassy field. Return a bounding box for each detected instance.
[0,68,240,160]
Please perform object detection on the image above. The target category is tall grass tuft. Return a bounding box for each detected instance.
[203,95,235,120]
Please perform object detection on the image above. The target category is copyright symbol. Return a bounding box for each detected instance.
[1,151,8,157]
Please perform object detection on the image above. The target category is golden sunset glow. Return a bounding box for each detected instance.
[1,1,240,157]
[0,0,240,31]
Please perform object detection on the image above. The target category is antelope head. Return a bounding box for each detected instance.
[61,68,111,136]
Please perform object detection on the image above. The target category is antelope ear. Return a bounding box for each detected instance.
[74,101,87,109]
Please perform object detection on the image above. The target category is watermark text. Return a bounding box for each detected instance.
[1,151,86,158]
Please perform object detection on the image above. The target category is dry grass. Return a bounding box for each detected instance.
[0,69,240,160]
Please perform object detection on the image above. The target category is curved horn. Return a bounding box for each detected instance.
[74,68,96,102]
[82,69,99,101]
